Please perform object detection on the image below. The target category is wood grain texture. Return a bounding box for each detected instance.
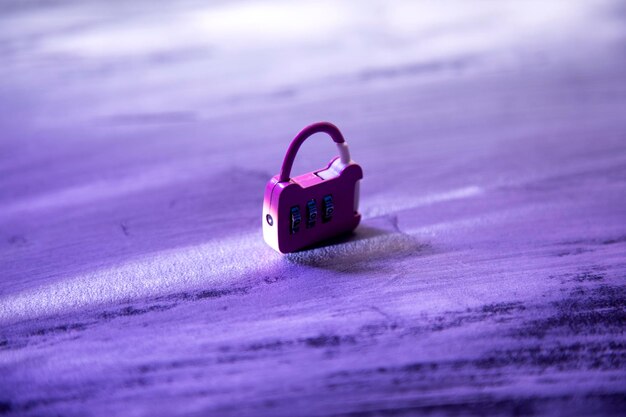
[0,1,625,416]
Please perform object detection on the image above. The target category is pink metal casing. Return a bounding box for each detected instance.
[263,122,363,253]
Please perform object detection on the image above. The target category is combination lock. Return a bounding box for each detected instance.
[262,122,363,253]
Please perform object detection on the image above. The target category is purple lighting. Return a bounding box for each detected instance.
[0,1,625,416]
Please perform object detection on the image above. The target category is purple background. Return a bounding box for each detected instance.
[1,1,625,416]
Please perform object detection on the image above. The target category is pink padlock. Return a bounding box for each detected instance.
[262,122,363,253]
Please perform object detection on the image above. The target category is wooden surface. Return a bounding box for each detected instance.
[1,1,625,416]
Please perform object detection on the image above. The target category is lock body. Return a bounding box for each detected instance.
[262,122,363,253]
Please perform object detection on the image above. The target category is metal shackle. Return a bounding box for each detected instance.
[278,122,351,182]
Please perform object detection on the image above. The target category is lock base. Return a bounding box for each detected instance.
[263,159,363,254]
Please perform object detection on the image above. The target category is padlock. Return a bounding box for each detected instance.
[262,122,363,253]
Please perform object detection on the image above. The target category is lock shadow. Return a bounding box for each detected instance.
[284,215,431,274]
